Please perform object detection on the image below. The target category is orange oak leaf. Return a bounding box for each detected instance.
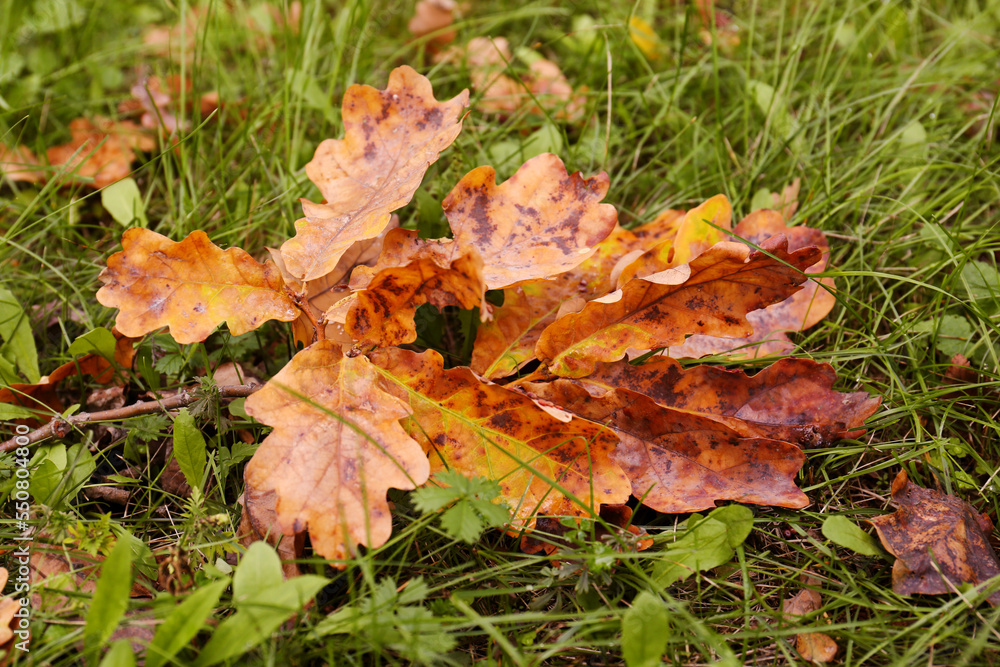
[470,225,641,379]
[631,208,685,243]
[369,347,631,529]
[615,194,732,287]
[868,470,1000,607]
[243,342,429,563]
[667,209,835,359]
[408,0,458,45]
[443,153,617,289]
[525,379,808,512]
[568,357,880,446]
[344,228,487,348]
[0,144,45,183]
[782,577,838,663]
[536,236,821,377]
[279,66,469,282]
[46,117,155,189]
[97,228,300,344]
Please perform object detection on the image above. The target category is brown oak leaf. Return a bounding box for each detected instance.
[525,379,808,513]
[535,236,821,377]
[443,153,617,290]
[868,470,1000,607]
[97,228,300,344]
[667,209,835,359]
[568,357,880,446]
[45,117,155,189]
[243,342,429,563]
[237,487,304,580]
[345,229,487,348]
[408,0,458,45]
[369,347,631,530]
[279,65,469,282]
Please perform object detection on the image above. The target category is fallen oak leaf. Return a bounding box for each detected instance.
[46,117,155,189]
[667,209,835,359]
[524,379,808,513]
[344,228,487,348]
[408,0,458,46]
[0,144,45,183]
[868,470,1000,607]
[97,228,300,344]
[243,342,429,563]
[368,347,631,531]
[567,356,880,446]
[280,65,469,282]
[443,153,617,290]
[535,236,821,378]
[237,488,304,580]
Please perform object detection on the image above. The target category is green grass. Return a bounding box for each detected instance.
[2,0,1000,664]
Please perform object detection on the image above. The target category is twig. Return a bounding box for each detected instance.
[0,384,260,452]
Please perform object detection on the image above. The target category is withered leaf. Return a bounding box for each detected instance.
[46,117,154,189]
[443,153,617,290]
[0,144,45,183]
[782,578,838,663]
[243,342,429,563]
[408,0,457,45]
[536,236,821,377]
[280,66,469,282]
[345,229,487,348]
[369,347,631,530]
[525,380,808,513]
[238,488,304,580]
[97,228,300,344]
[572,357,880,446]
[868,470,1000,607]
[667,209,835,359]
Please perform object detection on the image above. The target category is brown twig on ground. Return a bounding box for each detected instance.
[0,383,260,452]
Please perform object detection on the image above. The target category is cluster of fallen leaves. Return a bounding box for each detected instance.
[93,64,883,568]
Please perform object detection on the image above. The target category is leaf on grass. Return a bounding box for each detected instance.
[667,209,834,359]
[345,228,487,347]
[536,236,821,377]
[45,117,155,189]
[868,470,1000,607]
[471,225,640,379]
[172,409,207,491]
[97,228,300,344]
[621,591,669,667]
[525,380,808,513]
[369,347,630,530]
[571,357,880,446]
[279,65,469,282]
[652,505,754,586]
[0,143,45,183]
[408,0,457,46]
[237,486,304,580]
[821,516,883,557]
[782,577,838,663]
[85,538,135,652]
[0,287,40,383]
[443,153,617,290]
[243,342,429,562]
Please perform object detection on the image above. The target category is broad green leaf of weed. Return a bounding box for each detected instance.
[98,639,136,667]
[412,471,510,543]
[748,80,802,153]
[68,327,117,360]
[30,443,96,506]
[85,537,135,654]
[0,287,40,383]
[821,516,884,557]
[173,408,208,490]
[961,260,1000,314]
[101,177,147,227]
[622,591,669,667]
[146,579,230,667]
[0,403,39,419]
[912,314,973,359]
[652,505,753,587]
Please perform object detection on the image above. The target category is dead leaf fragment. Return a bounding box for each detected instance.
[444,153,617,289]
[97,228,300,344]
[345,229,487,347]
[868,470,1000,607]
[243,342,429,563]
[369,347,631,530]
[280,65,469,282]
[238,488,304,580]
[572,357,880,446]
[408,0,457,45]
[782,578,838,663]
[526,380,808,512]
[46,117,154,189]
[0,144,45,183]
[536,236,821,377]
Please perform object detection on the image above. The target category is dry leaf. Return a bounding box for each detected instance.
[280,66,469,282]
[369,347,631,530]
[782,577,838,663]
[408,0,458,45]
[868,470,1000,607]
[243,342,429,562]
[45,117,154,189]
[0,144,45,183]
[520,504,653,556]
[238,488,304,580]
[570,357,880,446]
[536,236,821,377]
[525,379,808,512]
[667,209,835,359]
[345,229,487,348]
[97,228,300,344]
[443,153,617,289]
